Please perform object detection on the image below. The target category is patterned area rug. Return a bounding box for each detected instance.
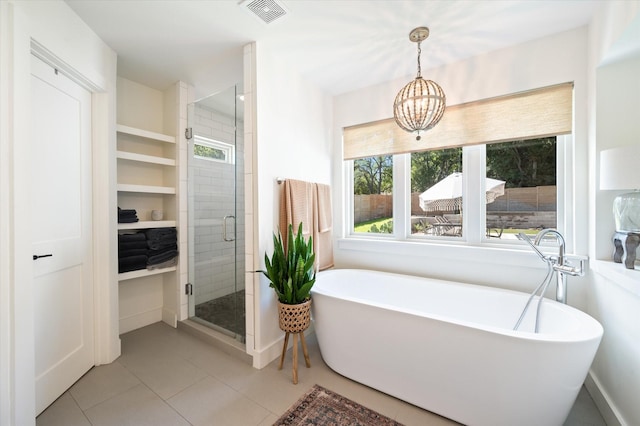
[274,384,404,426]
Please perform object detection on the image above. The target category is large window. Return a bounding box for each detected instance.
[344,84,571,244]
[351,138,558,242]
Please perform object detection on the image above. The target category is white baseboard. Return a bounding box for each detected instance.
[585,371,624,426]
[119,307,162,334]
[251,325,315,369]
[161,308,177,327]
[252,337,285,369]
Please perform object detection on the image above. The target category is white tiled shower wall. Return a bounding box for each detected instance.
[191,103,245,305]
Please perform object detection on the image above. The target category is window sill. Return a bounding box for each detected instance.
[337,237,551,269]
[591,259,640,297]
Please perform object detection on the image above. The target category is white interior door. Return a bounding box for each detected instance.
[30,55,94,415]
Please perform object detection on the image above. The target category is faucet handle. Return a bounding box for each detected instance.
[553,257,586,277]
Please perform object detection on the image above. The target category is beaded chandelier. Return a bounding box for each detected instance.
[393,27,446,141]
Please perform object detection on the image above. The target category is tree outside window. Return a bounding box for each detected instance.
[353,156,393,234]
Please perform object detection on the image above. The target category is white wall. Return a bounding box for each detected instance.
[333,27,590,301]
[0,1,117,424]
[116,77,165,133]
[250,41,333,367]
[587,2,640,425]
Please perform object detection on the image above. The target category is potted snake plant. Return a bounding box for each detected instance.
[262,222,315,333]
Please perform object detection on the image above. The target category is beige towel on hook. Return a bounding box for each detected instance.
[314,183,334,271]
[279,179,314,247]
[278,179,334,271]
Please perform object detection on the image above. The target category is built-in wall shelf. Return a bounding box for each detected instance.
[592,260,640,297]
[117,150,176,166]
[118,266,177,282]
[117,184,176,194]
[115,79,183,335]
[116,124,175,144]
[118,220,176,230]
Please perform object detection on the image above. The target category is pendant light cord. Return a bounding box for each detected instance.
[416,41,422,78]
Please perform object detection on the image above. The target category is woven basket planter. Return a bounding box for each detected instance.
[278,299,311,333]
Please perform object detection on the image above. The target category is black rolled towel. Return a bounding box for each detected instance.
[118,216,139,223]
[147,244,178,257]
[147,250,178,265]
[119,262,148,273]
[145,228,177,240]
[147,240,177,250]
[118,208,139,223]
[118,207,138,216]
[147,257,177,270]
[118,232,146,242]
[118,248,148,258]
[118,255,148,273]
[119,241,149,251]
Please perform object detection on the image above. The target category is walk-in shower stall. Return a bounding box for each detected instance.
[187,84,245,342]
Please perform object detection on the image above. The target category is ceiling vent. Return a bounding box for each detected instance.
[241,0,288,25]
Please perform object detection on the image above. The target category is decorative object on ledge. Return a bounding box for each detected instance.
[613,232,639,269]
[600,145,640,233]
[393,26,446,141]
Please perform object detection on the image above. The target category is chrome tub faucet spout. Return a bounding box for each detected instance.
[518,229,584,305]
[534,229,567,304]
[515,229,586,332]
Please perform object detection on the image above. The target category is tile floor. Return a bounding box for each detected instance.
[195,290,246,337]
[37,322,606,426]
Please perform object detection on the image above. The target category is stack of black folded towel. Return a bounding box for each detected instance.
[145,228,178,270]
[118,227,178,273]
[118,207,139,223]
[118,232,148,273]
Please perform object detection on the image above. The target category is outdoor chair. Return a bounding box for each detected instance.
[416,216,439,235]
[434,216,462,236]
[486,220,504,238]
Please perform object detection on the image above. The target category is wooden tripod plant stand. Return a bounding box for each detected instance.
[277,300,311,384]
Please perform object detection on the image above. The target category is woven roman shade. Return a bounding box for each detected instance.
[343,83,573,160]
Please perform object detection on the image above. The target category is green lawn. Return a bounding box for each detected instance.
[354,217,392,233]
[355,219,539,236]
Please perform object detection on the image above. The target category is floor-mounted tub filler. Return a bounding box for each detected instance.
[311,268,603,426]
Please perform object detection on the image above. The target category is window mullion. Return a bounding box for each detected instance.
[393,153,409,239]
[463,145,485,243]
[557,135,572,250]
[345,160,355,236]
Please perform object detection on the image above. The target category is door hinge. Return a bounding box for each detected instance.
[185,127,193,140]
[185,283,193,295]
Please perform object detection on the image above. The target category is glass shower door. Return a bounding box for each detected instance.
[187,84,245,342]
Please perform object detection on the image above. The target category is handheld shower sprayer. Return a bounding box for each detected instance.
[518,232,548,262]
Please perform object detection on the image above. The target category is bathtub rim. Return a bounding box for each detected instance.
[312,268,603,344]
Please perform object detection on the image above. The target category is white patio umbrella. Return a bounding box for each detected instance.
[419,172,505,212]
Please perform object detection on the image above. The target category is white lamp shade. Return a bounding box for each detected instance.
[600,145,640,190]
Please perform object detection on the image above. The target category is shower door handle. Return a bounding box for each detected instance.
[223,215,236,242]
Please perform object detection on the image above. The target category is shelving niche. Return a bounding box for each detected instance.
[116,77,185,335]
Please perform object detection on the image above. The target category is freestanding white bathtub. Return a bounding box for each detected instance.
[311,269,603,426]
